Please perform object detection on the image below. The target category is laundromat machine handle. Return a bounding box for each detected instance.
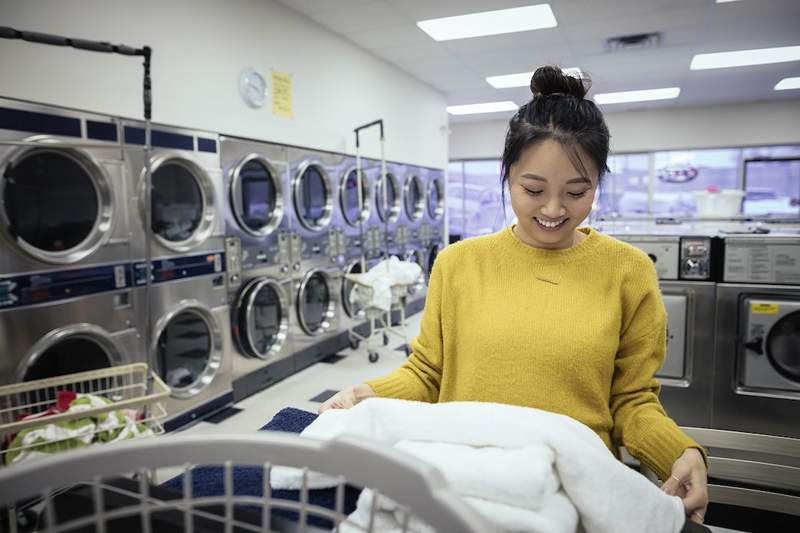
[742,337,764,355]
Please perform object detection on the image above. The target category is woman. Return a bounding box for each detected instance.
[321,66,709,526]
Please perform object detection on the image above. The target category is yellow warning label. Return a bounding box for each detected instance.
[272,70,293,118]
[751,302,779,314]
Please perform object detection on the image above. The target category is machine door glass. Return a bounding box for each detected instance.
[23,336,112,382]
[341,169,369,226]
[427,244,441,280]
[299,272,330,334]
[152,162,204,242]
[296,164,330,229]
[660,294,688,379]
[157,310,213,393]
[240,279,284,358]
[342,261,363,318]
[767,311,800,382]
[4,149,100,255]
[426,177,444,220]
[404,175,424,221]
[376,173,400,222]
[235,159,278,235]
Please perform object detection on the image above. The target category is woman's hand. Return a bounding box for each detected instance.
[318,384,376,413]
[662,448,708,524]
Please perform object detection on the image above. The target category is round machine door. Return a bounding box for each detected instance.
[404,250,426,295]
[404,175,424,221]
[339,168,370,227]
[145,153,217,252]
[294,162,332,231]
[766,310,800,383]
[18,324,122,384]
[1,145,113,264]
[230,154,283,237]
[375,173,401,223]
[236,278,289,359]
[426,244,441,279]
[341,260,364,318]
[426,177,444,220]
[297,270,335,336]
[153,302,221,399]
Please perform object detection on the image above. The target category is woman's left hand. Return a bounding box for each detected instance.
[662,448,709,524]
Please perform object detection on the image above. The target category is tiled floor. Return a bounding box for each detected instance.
[175,311,747,533]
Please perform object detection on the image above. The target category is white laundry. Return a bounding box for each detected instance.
[270,398,685,533]
[347,256,422,312]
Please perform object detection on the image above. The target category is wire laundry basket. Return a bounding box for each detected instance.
[0,432,498,533]
[0,363,169,468]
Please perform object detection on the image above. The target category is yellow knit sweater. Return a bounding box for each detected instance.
[367,225,703,480]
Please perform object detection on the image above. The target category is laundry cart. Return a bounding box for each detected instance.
[0,432,496,533]
[345,261,419,363]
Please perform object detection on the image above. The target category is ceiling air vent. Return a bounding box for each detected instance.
[606,32,661,51]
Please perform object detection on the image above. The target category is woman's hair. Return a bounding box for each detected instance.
[500,66,610,194]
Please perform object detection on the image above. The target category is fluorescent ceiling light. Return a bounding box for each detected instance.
[690,45,800,70]
[446,101,519,115]
[486,67,583,89]
[775,77,800,90]
[594,87,680,105]
[715,0,741,3]
[417,4,557,42]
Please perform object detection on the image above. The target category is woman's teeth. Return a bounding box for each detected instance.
[535,217,565,229]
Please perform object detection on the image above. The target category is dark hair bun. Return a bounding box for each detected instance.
[530,65,590,100]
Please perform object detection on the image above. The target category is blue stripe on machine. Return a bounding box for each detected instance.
[86,120,118,141]
[133,252,226,285]
[123,127,194,150]
[124,126,145,145]
[0,107,81,137]
[197,137,217,153]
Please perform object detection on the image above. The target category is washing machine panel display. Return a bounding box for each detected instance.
[236,279,288,359]
[427,177,444,220]
[376,173,400,223]
[233,158,282,236]
[2,148,112,264]
[340,169,370,226]
[156,307,221,397]
[152,163,204,242]
[295,164,331,230]
[404,175,424,221]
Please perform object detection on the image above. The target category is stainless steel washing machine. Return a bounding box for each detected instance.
[291,265,343,371]
[423,168,446,250]
[372,163,403,258]
[713,234,800,438]
[0,264,141,385]
[134,252,232,431]
[337,157,371,265]
[608,232,722,428]
[123,120,225,262]
[0,98,134,276]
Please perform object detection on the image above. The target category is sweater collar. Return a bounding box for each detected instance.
[503,224,600,261]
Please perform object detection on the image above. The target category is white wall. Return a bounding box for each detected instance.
[449,99,800,160]
[0,0,449,168]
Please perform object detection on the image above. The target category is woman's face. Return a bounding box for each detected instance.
[508,139,599,250]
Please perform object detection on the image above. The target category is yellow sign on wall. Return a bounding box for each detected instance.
[272,70,293,118]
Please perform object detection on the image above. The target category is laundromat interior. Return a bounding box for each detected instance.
[0,1,799,532]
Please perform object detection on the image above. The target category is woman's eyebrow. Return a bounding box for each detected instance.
[519,173,591,185]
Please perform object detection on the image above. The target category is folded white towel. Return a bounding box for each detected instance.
[270,399,684,533]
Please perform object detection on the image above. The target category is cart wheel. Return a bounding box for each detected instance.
[349,339,360,350]
[368,351,379,363]
[383,333,390,346]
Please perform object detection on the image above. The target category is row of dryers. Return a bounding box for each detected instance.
[601,221,800,441]
[0,97,446,430]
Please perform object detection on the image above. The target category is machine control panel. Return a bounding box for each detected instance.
[133,253,225,286]
[617,236,681,280]
[724,237,800,284]
[225,238,242,289]
[680,237,712,280]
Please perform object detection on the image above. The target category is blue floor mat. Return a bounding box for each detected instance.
[161,407,361,529]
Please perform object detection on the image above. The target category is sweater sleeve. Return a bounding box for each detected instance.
[609,262,706,481]
[364,251,445,403]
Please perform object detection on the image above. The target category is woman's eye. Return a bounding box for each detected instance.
[568,191,588,199]
[524,188,543,196]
